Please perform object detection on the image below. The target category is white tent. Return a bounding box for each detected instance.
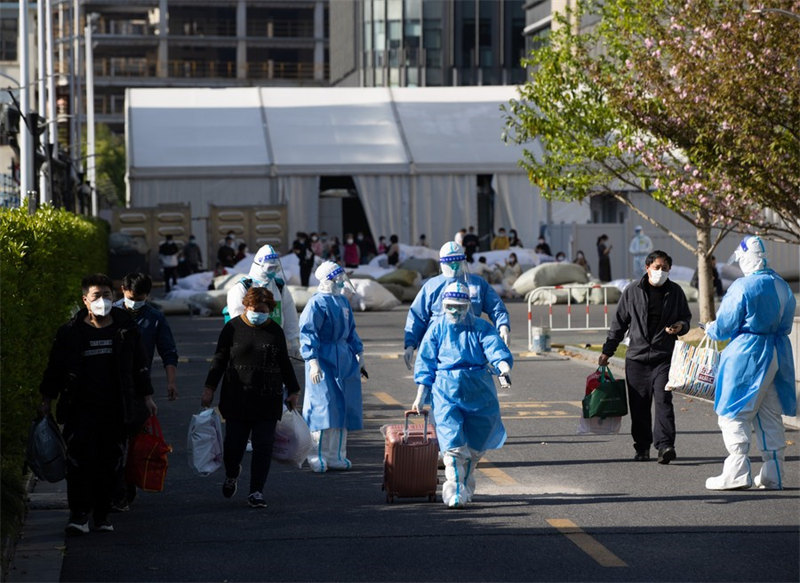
[126,86,590,251]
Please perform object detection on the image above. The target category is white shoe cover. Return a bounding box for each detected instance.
[705,453,752,490]
[754,461,783,490]
[307,431,327,473]
[442,447,470,508]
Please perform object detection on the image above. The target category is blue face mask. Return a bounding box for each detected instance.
[246,311,269,326]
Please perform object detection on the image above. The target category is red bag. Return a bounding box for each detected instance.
[126,415,172,492]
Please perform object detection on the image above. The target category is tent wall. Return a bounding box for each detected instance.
[353,175,411,244]
[278,176,320,244]
[411,175,475,247]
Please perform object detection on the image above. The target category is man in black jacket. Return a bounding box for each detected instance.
[598,251,691,464]
[39,273,157,534]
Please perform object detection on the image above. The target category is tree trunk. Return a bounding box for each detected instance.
[695,219,716,325]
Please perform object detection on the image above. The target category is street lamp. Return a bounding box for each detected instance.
[85,12,98,216]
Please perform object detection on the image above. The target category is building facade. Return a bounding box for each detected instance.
[54,0,328,134]
[329,0,526,87]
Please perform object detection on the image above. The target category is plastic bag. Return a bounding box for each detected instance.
[26,415,67,482]
[576,416,622,435]
[187,408,223,476]
[582,366,628,419]
[272,407,312,468]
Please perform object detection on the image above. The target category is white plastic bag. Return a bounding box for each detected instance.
[187,408,223,476]
[272,407,312,468]
[576,416,622,435]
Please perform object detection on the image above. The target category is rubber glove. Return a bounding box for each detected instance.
[412,385,431,413]
[357,353,368,379]
[403,346,415,370]
[309,359,323,384]
[499,325,510,347]
[497,361,511,388]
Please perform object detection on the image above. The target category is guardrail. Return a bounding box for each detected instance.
[527,284,617,350]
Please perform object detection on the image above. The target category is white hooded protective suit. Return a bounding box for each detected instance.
[705,237,796,490]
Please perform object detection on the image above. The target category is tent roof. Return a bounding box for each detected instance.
[127,86,533,178]
[126,88,270,177]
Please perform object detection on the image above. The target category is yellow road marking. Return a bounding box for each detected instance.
[546,519,627,567]
[478,462,517,486]
[373,392,402,405]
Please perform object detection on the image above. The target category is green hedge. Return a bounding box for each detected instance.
[0,206,108,544]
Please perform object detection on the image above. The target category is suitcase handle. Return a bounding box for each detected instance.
[403,410,429,444]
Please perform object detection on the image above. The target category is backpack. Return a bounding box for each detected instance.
[221,277,284,323]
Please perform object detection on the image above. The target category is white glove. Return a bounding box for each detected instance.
[412,385,431,413]
[403,346,415,370]
[497,361,511,388]
[499,325,510,347]
[309,359,323,384]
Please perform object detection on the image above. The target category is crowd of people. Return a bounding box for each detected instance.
[36,230,795,531]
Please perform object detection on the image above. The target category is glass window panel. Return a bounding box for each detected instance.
[405,0,422,20]
[387,0,402,20]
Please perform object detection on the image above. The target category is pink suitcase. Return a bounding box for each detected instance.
[382,410,439,503]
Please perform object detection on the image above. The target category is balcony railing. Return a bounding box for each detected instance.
[246,60,327,80]
[94,58,158,78]
[85,57,326,81]
[169,20,237,37]
[246,19,315,38]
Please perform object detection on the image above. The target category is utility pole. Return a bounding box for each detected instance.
[85,13,97,216]
[19,0,33,207]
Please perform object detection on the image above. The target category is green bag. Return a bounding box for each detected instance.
[582,367,628,419]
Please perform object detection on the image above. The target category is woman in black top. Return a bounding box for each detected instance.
[201,287,301,508]
[386,234,401,266]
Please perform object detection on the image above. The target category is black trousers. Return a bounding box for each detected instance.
[63,411,126,521]
[223,418,278,496]
[163,266,178,292]
[624,359,675,452]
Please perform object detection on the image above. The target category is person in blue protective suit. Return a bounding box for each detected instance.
[403,241,511,370]
[412,281,513,508]
[299,261,367,472]
[704,236,796,490]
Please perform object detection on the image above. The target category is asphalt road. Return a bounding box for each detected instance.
[9,300,800,582]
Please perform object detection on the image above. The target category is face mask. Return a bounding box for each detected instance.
[90,297,112,317]
[246,311,269,326]
[648,268,669,287]
[124,297,146,311]
[346,239,354,245]
[445,304,468,323]
[312,236,318,242]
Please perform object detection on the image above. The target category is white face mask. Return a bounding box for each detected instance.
[648,268,669,287]
[90,297,112,317]
[246,311,269,326]
[123,297,146,311]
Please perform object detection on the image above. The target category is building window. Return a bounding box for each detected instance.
[1,17,17,61]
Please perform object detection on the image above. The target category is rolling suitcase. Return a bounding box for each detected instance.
[382,410,439,503]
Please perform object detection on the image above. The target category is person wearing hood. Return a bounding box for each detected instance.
[299,261,367,472]
[412,282,512,508]
[599,251,691,464]
[629,226,654,277]
[403,241,511,370]
[704,236,796,491]
[226,244,300,355]
[39,273,157,535]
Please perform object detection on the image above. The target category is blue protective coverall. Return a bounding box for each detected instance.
[404,273,510,350]
[706,269,796,418]
[414,313,512,453]
[299,293,364,432]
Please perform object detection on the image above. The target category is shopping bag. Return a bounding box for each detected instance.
[582,366,628,419]
[665,334,719,399]
[26,415,67,482]
[576,416,622,435]
[272,407,313,468]
[187,408,224,476]
[126,415,172,492]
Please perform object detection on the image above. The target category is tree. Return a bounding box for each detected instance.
[84,123,126,207]
[504,0,800,323]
